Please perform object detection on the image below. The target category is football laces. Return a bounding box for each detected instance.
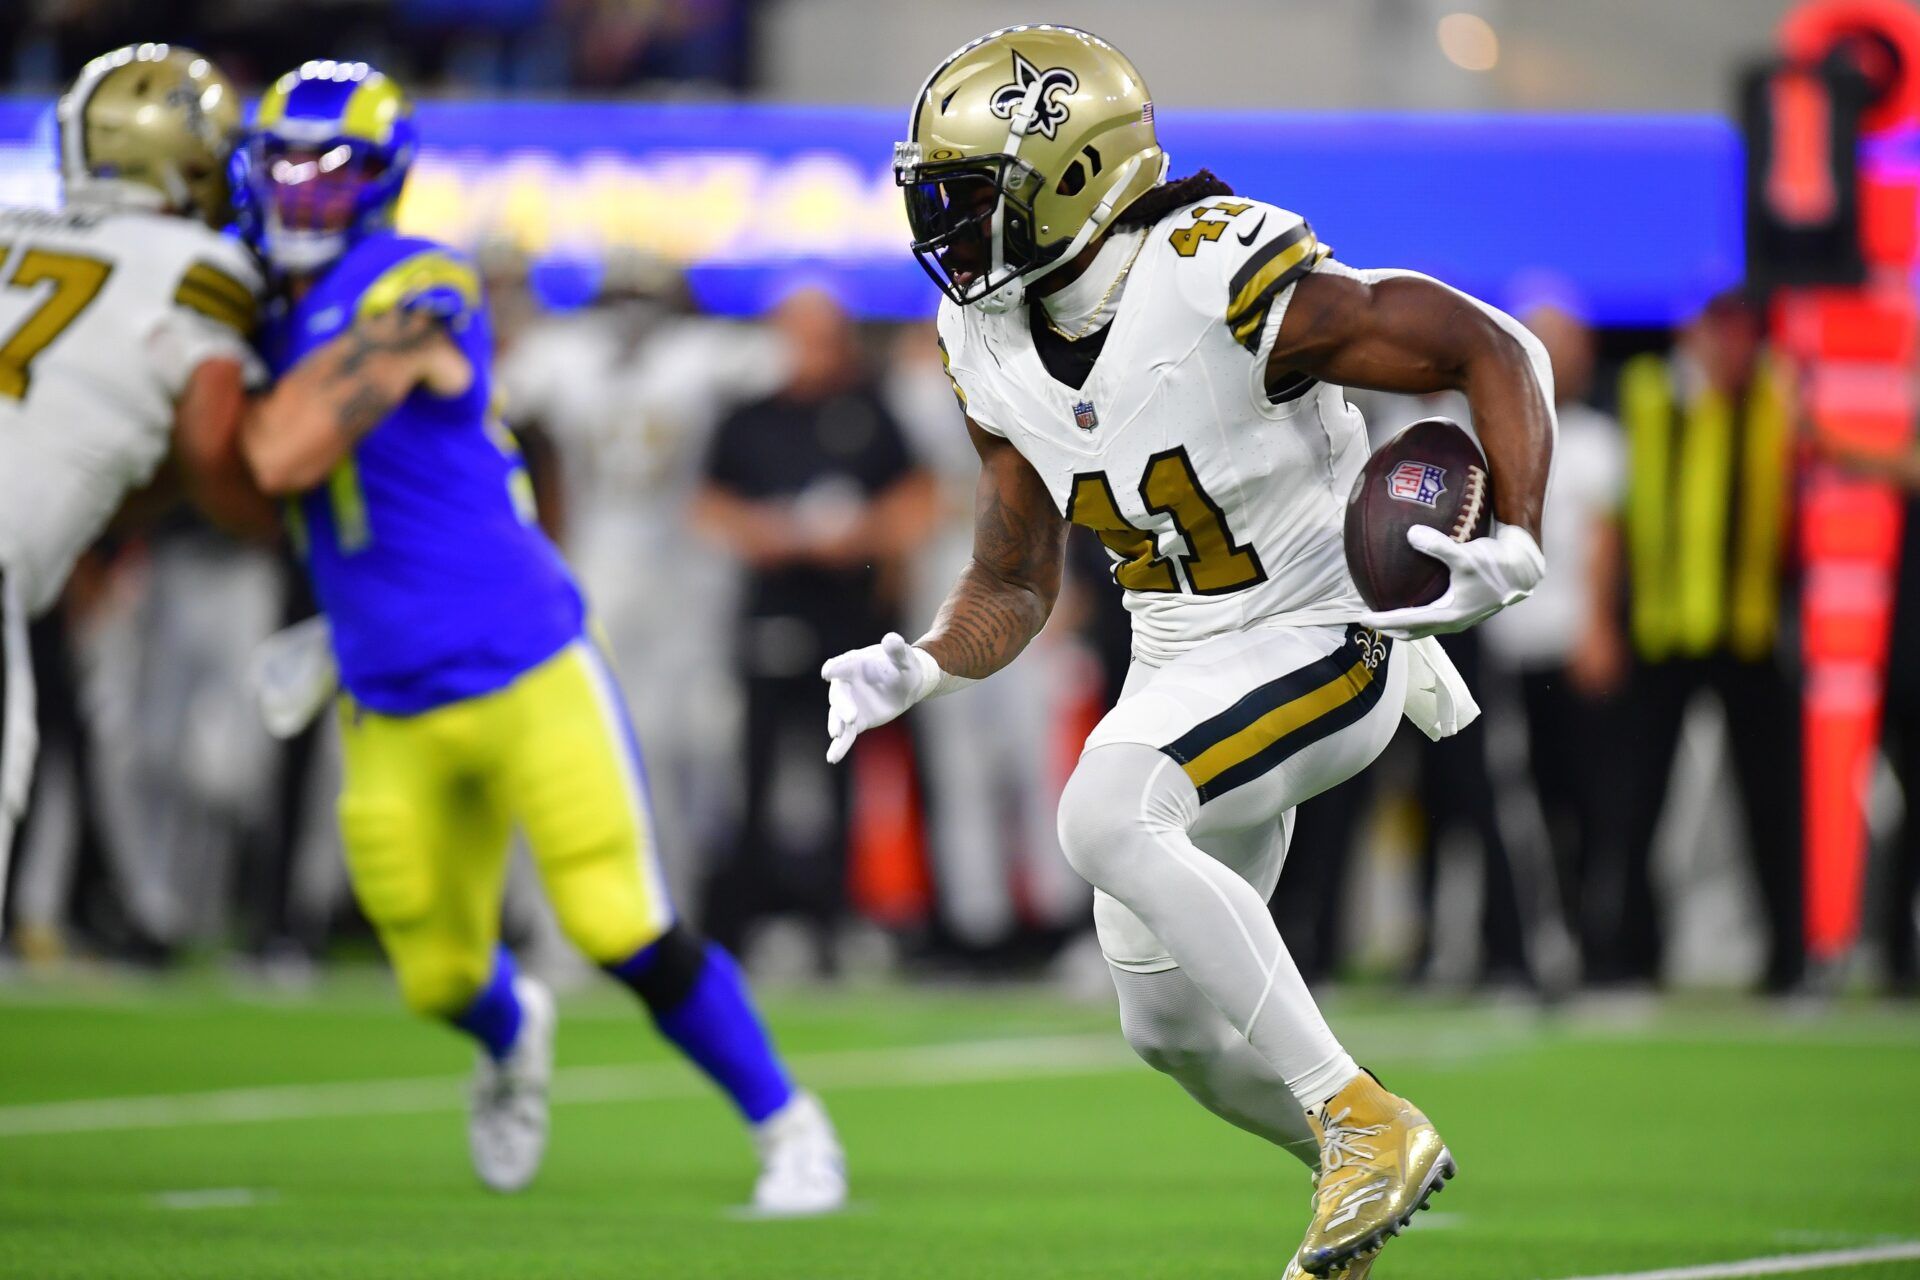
[1449,466,1488,542]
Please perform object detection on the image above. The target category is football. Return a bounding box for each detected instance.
[1343,416,1493,611]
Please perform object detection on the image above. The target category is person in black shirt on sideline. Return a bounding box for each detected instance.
[693,286,936,974]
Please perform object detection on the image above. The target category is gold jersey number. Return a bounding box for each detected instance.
[1068,447,1267,596]
[1167,201,1255,257]
[0,246,112,401]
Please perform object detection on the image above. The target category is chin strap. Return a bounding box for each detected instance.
[973,76,1047,312]
[1021,150,1157,288]
[971,148,1169,313]
[964,68,1170,313]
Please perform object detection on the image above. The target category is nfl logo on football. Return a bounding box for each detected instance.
[1386,460,1447,508]
[1072,400,1100,431]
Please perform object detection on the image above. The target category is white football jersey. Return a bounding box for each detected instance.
[938,197,1368,665]
[0,204,262,617]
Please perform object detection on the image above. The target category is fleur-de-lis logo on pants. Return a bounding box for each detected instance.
[990,50,1079,141]
[1355,627,1388,672]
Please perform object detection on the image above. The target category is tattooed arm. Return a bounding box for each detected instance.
[917,418,1068,677]
[242,307,473,495]
[820,418,1065,764]
[1268,269,1553,539]
[1267,267,1556,636]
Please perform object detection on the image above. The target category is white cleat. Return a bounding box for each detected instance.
[468,976,555,1194]
[751,1090,847,1216]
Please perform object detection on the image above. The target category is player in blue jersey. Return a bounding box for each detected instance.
[234,60,846,1211]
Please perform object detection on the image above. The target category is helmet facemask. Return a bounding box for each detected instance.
[247,134,394,272]
[897,148,1056,309]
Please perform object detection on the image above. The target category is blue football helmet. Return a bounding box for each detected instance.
[239,60,417,273]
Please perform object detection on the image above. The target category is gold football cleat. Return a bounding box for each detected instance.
[1296,1071,1456,1274]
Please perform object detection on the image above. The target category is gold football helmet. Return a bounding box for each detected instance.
[896,24,1168,308]
[56,43,242,228]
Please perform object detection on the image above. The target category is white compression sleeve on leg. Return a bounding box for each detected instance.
[1058,742,1360,1110]
[1111,964,1319,1168]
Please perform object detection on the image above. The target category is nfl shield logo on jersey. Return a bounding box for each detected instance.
[1072,400,1100,431]
[1386,461,1447,508]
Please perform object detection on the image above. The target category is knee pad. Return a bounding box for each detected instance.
[606,922,708,1016]
[1055,757,1132,884]
[1057,743,1194,889]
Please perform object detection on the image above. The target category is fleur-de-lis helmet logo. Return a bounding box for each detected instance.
[989,49,1079,141]
[166,80,215,147]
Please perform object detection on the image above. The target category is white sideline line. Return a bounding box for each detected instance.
[0,1033,1135,1138]
[151,1187,277,1211]
[1552,1241,1920,1280]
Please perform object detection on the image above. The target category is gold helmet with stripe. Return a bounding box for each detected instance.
[56,44,242,228]
[896,25,1168,310]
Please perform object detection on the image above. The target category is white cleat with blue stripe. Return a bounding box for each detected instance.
[468,976,555,1194]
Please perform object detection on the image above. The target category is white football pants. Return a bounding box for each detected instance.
[1057,623,1406,1131]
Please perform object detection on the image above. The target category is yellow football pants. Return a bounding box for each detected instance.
[336,640,673,1018]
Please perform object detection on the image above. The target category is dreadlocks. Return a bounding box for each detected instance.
[1114,169,1236,228]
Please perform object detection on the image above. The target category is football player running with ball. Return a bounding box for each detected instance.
[237,62,844,1211]
[0,45,274,925]
[823,25,1553,1276]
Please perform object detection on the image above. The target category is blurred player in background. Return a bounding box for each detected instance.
[234,60,844,1211]
[0,44,271,931]
[497,249,778,911]
[822,25,1555,1276]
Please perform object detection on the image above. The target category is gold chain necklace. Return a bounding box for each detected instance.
[1042,236,1145,343]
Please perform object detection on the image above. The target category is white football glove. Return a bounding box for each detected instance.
[821,632,947,764]
[248,616,340,739]
[1358,523,1546,640]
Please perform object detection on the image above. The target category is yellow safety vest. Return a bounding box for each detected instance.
[1619,354,1792,663]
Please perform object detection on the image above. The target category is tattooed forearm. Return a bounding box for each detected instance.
[244,306,465,495]
[336,383,395,441]
[325,311,442,441]
[337,309,440,377]
[920,562,1054,678]
[916,423,1067,680]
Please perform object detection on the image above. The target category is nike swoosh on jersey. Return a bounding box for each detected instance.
[1237,215,1268,246]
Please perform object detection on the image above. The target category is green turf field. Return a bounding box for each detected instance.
[1,975,1916,1280]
